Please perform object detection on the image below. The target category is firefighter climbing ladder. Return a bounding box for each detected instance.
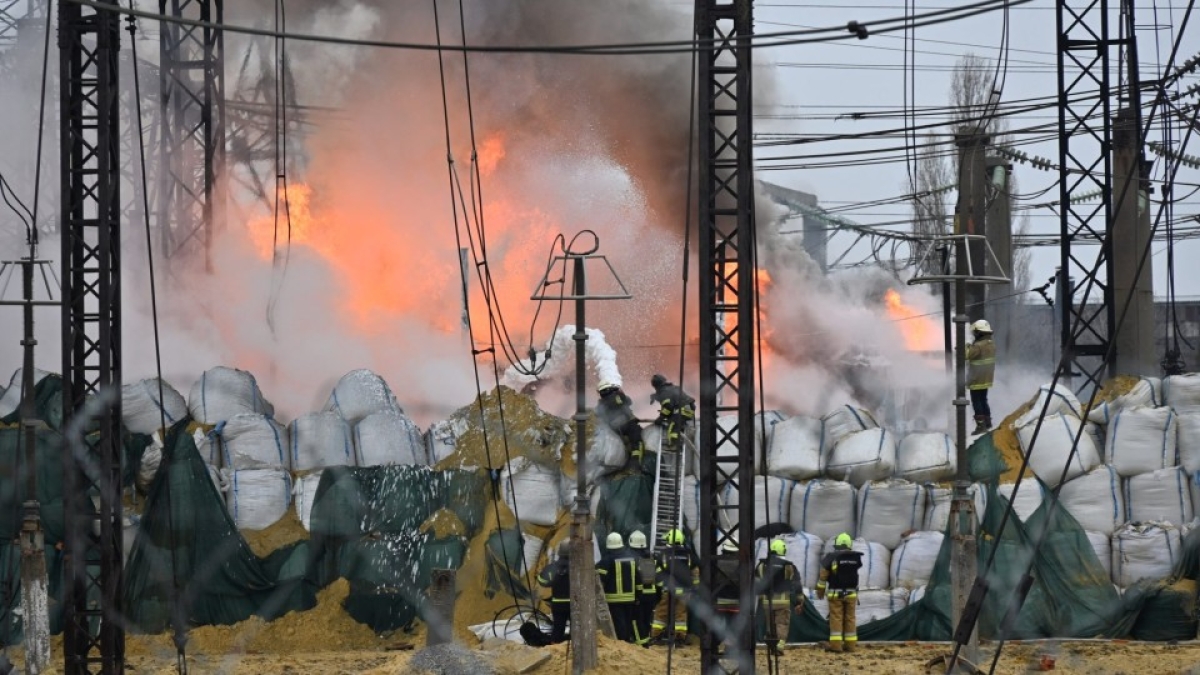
[649,433,691,547]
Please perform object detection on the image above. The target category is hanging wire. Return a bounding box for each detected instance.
[266,0,294,334]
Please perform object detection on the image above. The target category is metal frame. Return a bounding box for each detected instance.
[159,0,225,271]
[59,0,124,671]
[1055,0,1128,391]
[696,0,757,670]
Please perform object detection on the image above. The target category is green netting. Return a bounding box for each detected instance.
[0,427,65,544]
[484,529,532,602]
[124,421,314,632]
[337,531,468,632]
[0,375,64,431]
[595,471,654,542]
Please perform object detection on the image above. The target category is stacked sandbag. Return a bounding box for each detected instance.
[821,537,890,589]
[425,418,463,465]
[1175,407,1200,474]
[896,432,955,483]
[766,416,823,480]
[122,378,189,434]
[293,470,324,531]
[1111,522,1181,586]
[323,369,403,424]
[227,467,292,530]
[644,424,698,478]
[501,458,562,527]
[139,427,221,490]
[188,366,274,424]
[1017,413,1101,488]
[821,405,879,451]
[716,411,786,475]
[996,482,1045,523]
[789,479,856,542]
[1086,530,1112,578]
[1088,377,1162,425]
[354,412,426,467]
[856,588,909,623]
[290,412,355,471]
[521,529,546,575]
[924,485,986,533]
[1057,465,1125,534]
[1106,406,1177,476]
[826,429,897,486]
[1014,383,1082,428]
[1124,466,1194,525]
[587,423,629,483]
[765,532,824,588]
[855,479,925,549]
[1163,373,1200,408]
[681,474,705,537]
[891,531,944,589]
[214,414,289,470]
[723,476,794,530]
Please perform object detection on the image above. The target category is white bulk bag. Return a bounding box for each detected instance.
[1111,522,1181,586]
[293,470,324,531]
[1106,406,1178,476]
[761,532,824,589]
[1175,407,1200,473]
[1057,465,1125,534]
[996,482,1045,523]
[891,531,944,589]
[122,378,188,434]
[723,476,795,531]
[1163,373,1200,409]
[681,475,705,536]
[908,585,927,604]
[826,429,897,486]
[1089,377,1162,425]
[502,458,562,528]
[354,412,426,467]
[188,366,273,424]
[227,467,292,531]
[586,423,629,482]
[1014,384,1082,429]
[820,537,890,590]
[924,485,986,533]
[323,369,403,424]
[897,433,955,483]
[1017,413,1100,488]
[856,479,925,550]
[789,480,857,542]
[0,368,50,418]
[1124,466,1194,525]
[821,405,879,451]
[138,428,222,491]
[766,416,823,480]
[216,414,289,470]
[290,412,355,471]
[1085,530,1112,578]
[425,418,462,465]
[644,424,698,478]
[521,530,545,575]
[716,411,786,475]
[856,588,909,623]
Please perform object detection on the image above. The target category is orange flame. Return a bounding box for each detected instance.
[884,288,940,351]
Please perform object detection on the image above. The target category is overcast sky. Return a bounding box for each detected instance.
[752,0,1200,300]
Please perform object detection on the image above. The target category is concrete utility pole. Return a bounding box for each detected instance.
[957,129,990,323]
[985,156,1013,368]
[1111,107,1156,376]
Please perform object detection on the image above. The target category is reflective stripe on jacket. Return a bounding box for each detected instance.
[755,555,802,605]
[966,337,996,390]
[597,552,638,603]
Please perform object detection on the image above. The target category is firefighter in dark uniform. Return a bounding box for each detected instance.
[651,528,700,645]
[596,381,646,467]
[713,539,742,654]
[816,532,864,653]
[650,374,695,452]
[536,540,572,644]
[596,532,640,643]
[628,530,658,645]
[755,538,805,655]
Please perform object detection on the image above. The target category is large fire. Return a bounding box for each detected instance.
[884,288,941,352]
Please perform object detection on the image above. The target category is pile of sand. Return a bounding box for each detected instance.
[240,510,309,558]
[434,387,575,472]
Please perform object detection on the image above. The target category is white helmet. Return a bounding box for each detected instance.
[628,530,648,550]
[605,532,625,550]
[972,319,993,334]
[597,380,619,394]
[721,539,739,554]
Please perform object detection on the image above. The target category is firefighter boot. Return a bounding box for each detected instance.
[822,641,843,653]
[972,415,988,435]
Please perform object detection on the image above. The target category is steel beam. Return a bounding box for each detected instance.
[696,0,756,671]
[159,0,225,271]
[58,0,124,672]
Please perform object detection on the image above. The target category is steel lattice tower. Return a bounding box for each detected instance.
[696,0,757,670]
[59,0,124,671]
[159,0,225,271]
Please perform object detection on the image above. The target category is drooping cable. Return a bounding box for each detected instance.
[266,0,294,335]
[679,19,698,393]
[127,9,188,673]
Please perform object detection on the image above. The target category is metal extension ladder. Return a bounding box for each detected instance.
[649,431,692,547]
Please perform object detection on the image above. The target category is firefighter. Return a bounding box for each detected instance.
[651,528,699,646]
[536,540,572,644]
[628,530,658,645]
[755,538,805,656]
[650,374,696,452]
[596,381,646,467]
[713,539,742,654]
[966,319,996,434]
[596,532,640,643]
[816,532,864,653]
